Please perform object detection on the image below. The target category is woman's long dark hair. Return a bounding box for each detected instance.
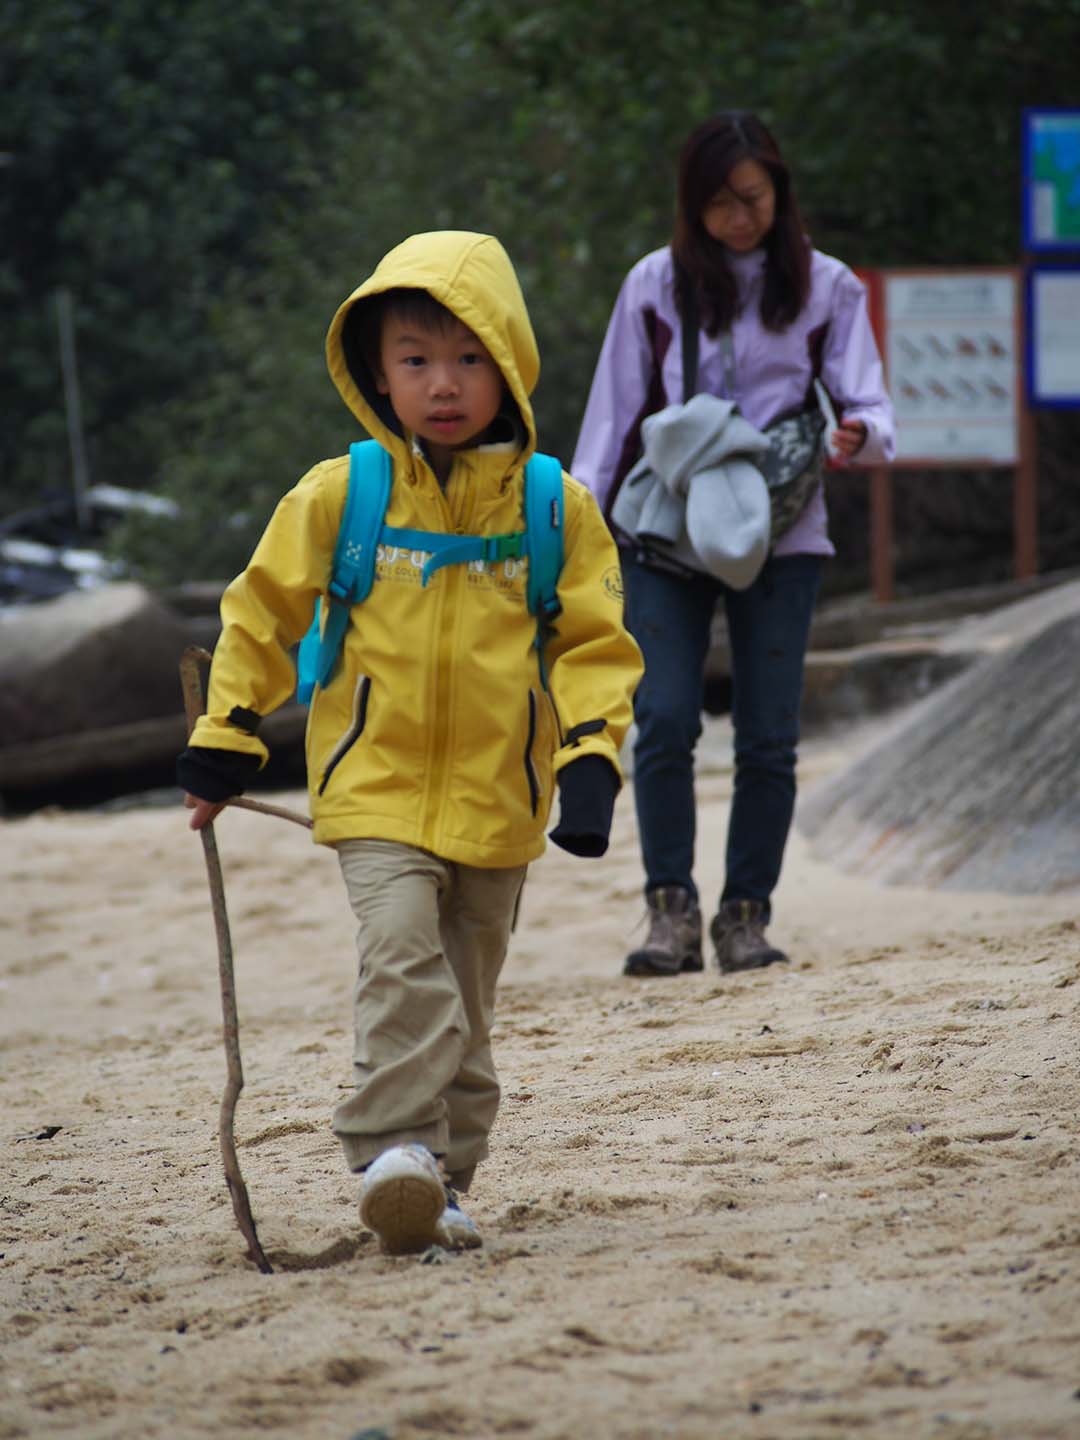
[672,110,810,335]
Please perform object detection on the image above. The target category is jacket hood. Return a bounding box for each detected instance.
[326,230,539,466]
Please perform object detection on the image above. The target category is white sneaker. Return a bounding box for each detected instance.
[435,1188,483,1250]
[359,1144,446,1255]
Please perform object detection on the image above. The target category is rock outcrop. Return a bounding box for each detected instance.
[0,583,304,804]
[798,582,1080,894]
[0,583,197,744]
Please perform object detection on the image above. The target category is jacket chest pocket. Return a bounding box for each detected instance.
[317,675,371,797]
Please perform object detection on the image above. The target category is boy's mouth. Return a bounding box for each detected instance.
[427,411,466,430]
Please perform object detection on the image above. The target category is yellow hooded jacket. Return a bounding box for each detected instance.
[188,231,643,867]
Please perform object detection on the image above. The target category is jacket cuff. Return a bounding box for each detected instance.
[176,746,263,803]
[548,754,619,858]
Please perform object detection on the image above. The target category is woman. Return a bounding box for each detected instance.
[572,110,895,978]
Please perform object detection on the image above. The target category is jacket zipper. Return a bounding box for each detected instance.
[427,455,490,839]
[318,675,371,796]
[524,689,540,816]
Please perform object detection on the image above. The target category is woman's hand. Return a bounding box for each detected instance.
[185,793,227,830]
[830,419,867,461]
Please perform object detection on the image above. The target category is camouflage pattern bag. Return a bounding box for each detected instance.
[757,406,827,539]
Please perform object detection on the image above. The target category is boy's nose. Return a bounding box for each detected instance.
[429,364,459,396]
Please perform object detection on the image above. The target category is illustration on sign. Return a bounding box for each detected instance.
[1023,109,1080,251]
[884,272,1018,465]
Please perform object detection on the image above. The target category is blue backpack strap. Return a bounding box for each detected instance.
[296,444,565,701]
[296,440,391,702]
[522,452,564,689]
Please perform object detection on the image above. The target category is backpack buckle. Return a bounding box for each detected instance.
[482,533,525,563]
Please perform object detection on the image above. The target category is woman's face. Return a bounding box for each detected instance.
[701,158,776,251]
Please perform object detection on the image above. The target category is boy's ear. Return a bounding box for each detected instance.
[373,362,389,395]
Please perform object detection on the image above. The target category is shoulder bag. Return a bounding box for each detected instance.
[681,284,826,542]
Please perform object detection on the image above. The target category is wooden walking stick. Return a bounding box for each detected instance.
[179,644,311,1273]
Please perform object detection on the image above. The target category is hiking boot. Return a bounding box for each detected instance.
[710,900,788,974]
[623,886,703,977]
[435,1186,482,1251]
[360,1143,446,1254]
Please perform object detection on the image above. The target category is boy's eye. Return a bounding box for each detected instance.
[461,352,484,366]
[402,355,426,367]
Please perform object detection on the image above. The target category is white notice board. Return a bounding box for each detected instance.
[1027,267,1080,408]
[883,270,1020,466]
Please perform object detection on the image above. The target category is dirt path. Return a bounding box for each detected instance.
[3,718,1079,1439]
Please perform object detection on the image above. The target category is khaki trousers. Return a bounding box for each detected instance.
[332,839,526,1190]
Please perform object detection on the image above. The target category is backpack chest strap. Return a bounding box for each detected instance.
[380,525,527,586]
[297,442,564,704]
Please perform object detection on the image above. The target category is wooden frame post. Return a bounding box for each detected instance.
[1014,403,1038,581]
[869,467,894,604]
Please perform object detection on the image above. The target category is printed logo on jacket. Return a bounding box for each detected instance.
[376,543,528,599]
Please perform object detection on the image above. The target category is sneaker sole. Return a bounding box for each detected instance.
[360,1174,445,1255]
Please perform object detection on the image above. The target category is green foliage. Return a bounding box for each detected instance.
[1,0,363,507]
[6,0,1080,589]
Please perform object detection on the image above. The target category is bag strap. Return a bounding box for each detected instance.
[296,440,391,702]
[523,451,564,622]
[331,440,392,604]
[678,267,700,402]
[676,264,736,401]
[522,451,564,691]
[379,525,526,585]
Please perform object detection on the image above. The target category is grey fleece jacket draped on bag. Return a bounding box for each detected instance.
[610,394,773,590]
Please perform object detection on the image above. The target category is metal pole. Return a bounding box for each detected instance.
[55,287,92,532]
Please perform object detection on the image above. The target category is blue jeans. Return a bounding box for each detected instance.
[623,551,823,922]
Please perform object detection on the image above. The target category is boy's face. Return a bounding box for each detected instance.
[375,311,505,475]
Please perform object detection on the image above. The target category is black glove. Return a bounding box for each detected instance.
[176,746,262,803]
[548,754,619,858]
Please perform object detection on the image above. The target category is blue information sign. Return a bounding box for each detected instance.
[1023,109,1080,252]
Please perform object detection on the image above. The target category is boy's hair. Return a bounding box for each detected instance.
[344,287,460,385]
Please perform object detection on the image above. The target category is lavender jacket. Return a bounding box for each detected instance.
[571,245,896,557]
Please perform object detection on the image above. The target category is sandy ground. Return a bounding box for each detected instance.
[2,715,1079,1440]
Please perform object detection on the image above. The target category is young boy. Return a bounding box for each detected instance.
[178,231,642,1255]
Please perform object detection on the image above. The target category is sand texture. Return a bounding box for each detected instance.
[3,717,1079,1439]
